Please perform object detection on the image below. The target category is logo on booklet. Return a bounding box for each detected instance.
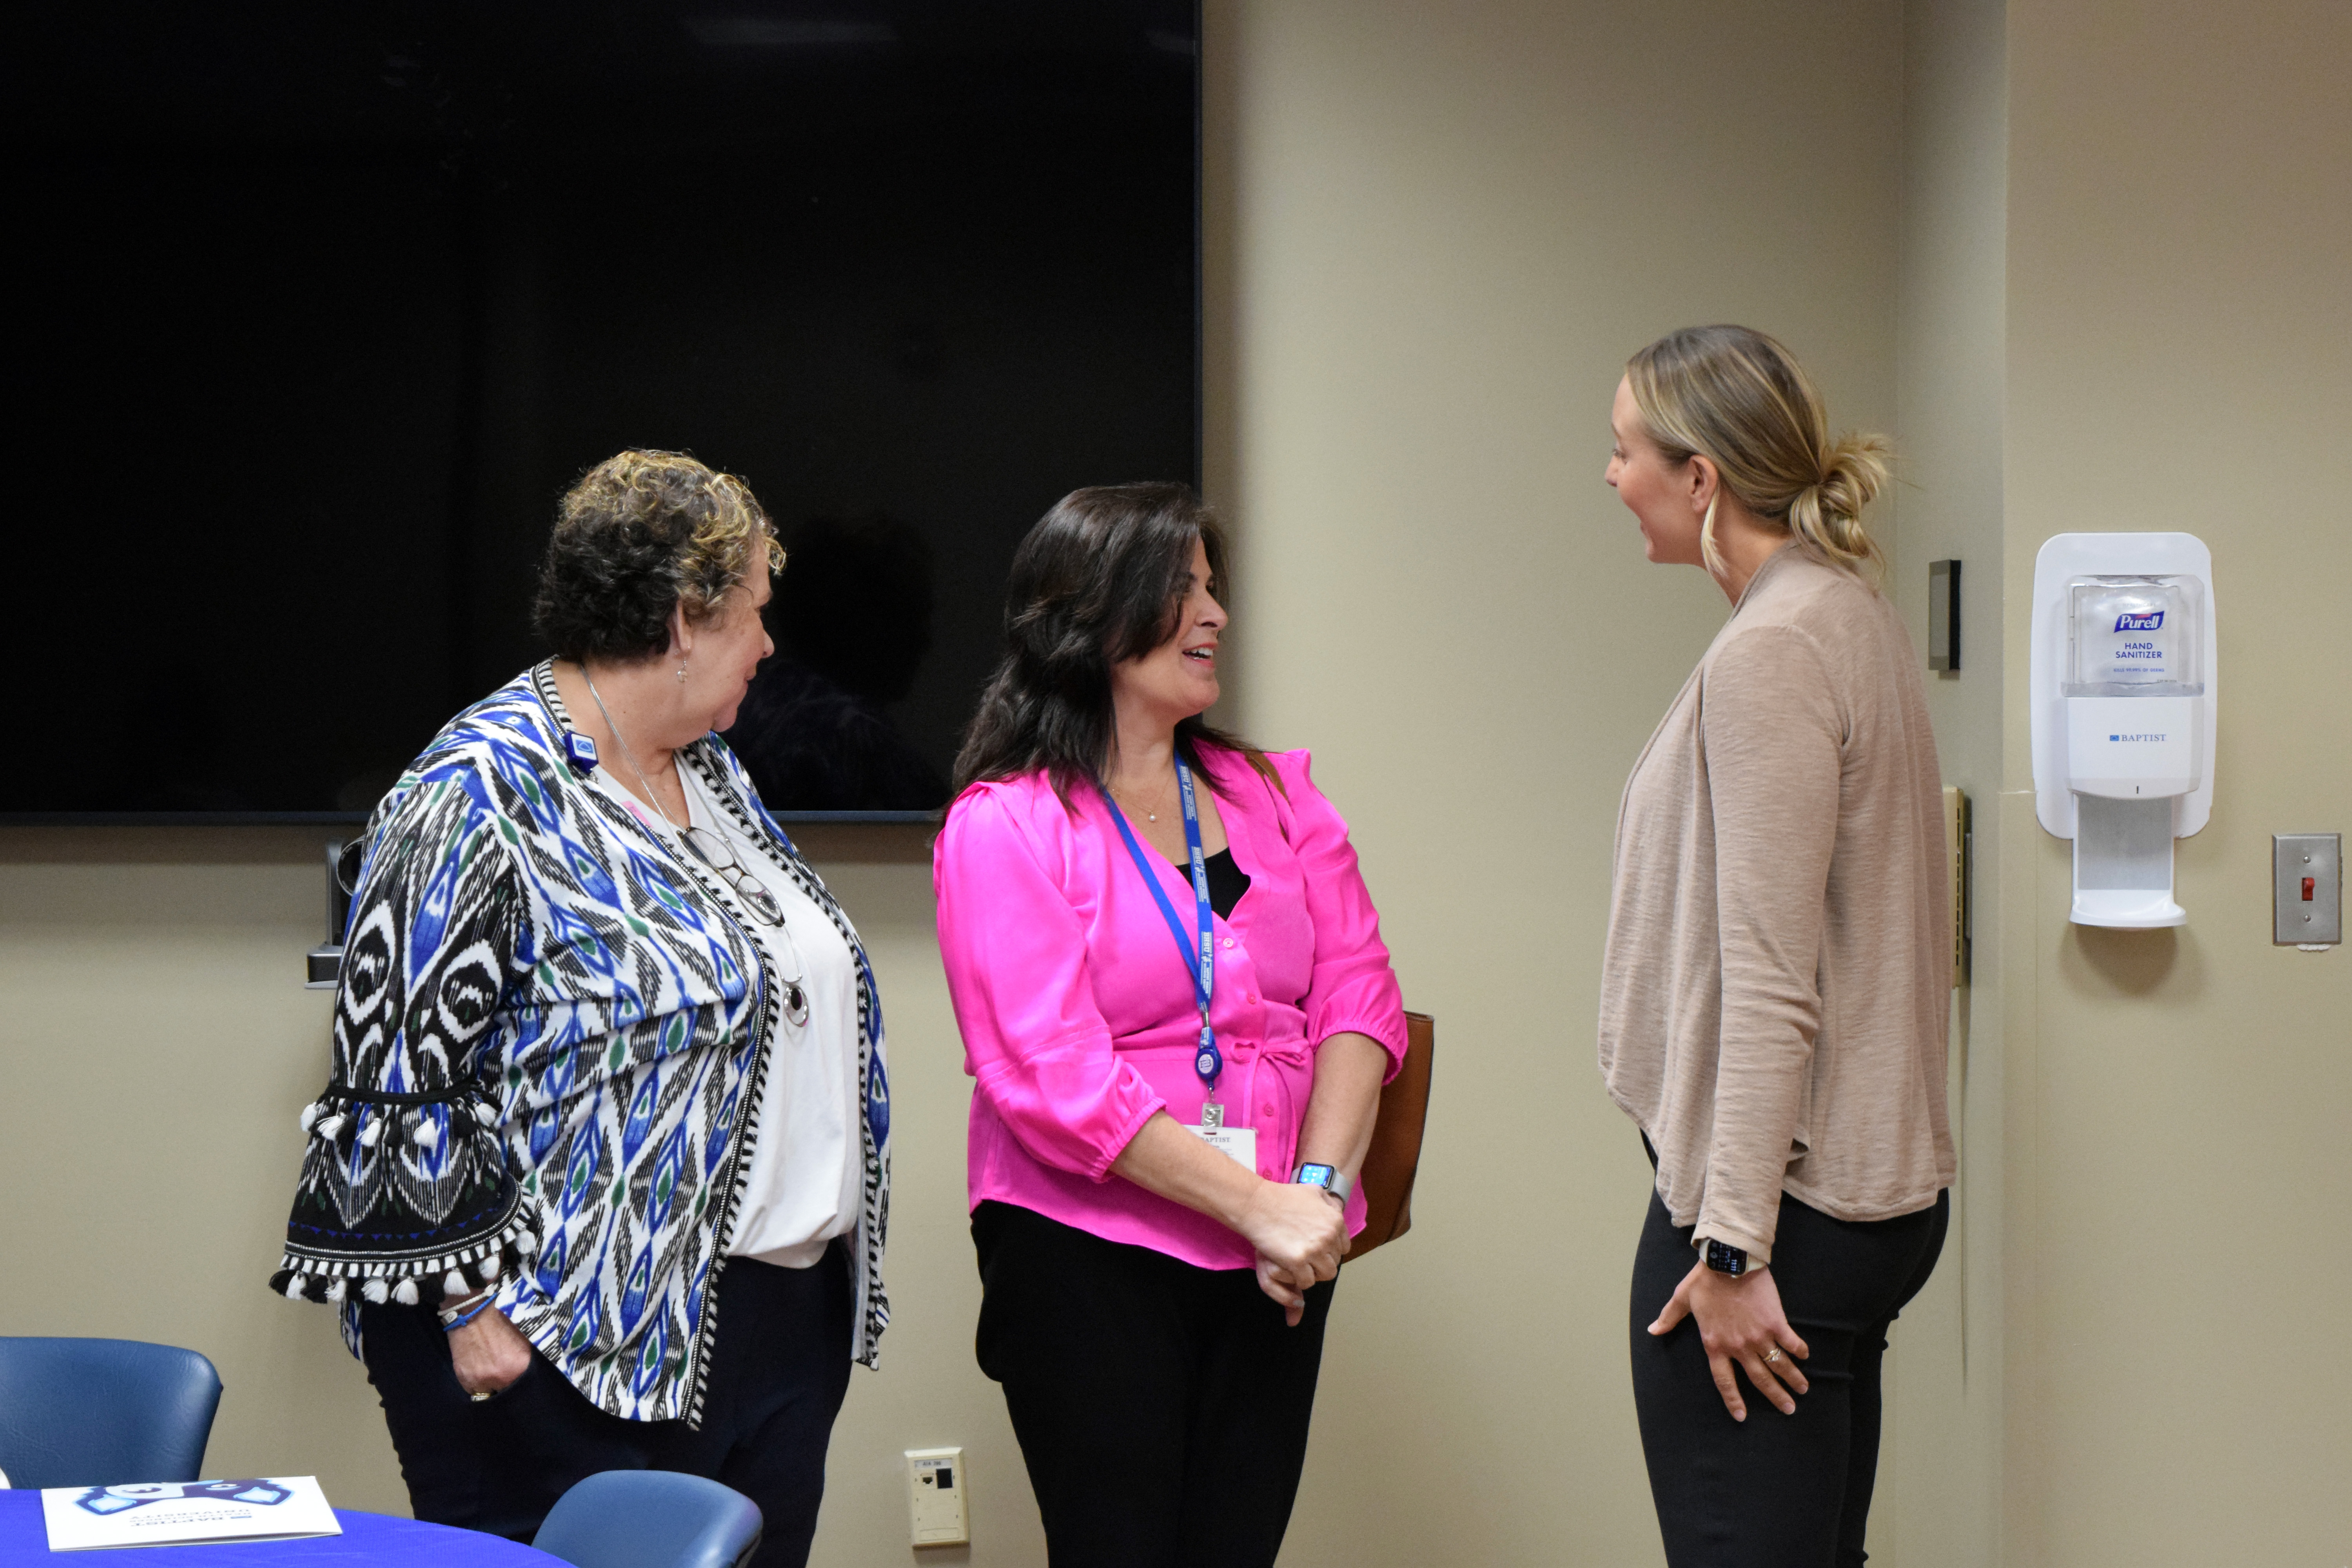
[76,1481,294,1516]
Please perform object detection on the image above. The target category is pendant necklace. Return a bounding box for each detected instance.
[580,668,683,833]
[580,666,812,1027]
[1114,774,1174,823]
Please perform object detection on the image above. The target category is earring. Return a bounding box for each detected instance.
[677,664,689,683]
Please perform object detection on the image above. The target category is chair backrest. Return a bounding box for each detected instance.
[533,1470,764,1568]
[0,1338,223,1490]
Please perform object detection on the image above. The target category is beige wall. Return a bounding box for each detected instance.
[9,4,2348,1566]
[0,831,409,1510]
[790,842,1046,1568]
[1878,2,2009,1564]
[2000,0,2352,1561]
[1207,2,1902,1563]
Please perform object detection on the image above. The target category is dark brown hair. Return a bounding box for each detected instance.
[953,483,1266,806]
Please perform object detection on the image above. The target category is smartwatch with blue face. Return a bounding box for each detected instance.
[1293,1163,1351,1203]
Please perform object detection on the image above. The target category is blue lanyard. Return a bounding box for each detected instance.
[1098,757,1221,1092]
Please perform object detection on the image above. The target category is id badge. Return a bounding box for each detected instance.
[1186,1101,1257,1172]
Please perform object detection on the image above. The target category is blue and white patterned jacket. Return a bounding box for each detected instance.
[270,662,890,1423]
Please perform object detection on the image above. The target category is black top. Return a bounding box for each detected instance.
[1204,848,1251,922]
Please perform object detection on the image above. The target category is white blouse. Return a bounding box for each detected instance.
[589,760,864,1270]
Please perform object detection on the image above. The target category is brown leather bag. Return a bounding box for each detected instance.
[1345,1010,1434,1262]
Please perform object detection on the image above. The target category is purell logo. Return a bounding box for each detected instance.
[2113,610,2165,632]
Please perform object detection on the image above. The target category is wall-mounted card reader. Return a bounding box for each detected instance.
[1928,558,1961,671]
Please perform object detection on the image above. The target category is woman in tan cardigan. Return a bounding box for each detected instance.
[1599,325,1953,1568]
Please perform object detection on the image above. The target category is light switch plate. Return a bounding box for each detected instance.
[2274,833,2341,946]
[906,1447,969,1548]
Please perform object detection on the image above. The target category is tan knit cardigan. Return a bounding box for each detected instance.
[1599,546,1955,1262]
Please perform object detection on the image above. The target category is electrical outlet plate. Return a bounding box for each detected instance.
[906,1447,969,1548]
[2274,834,2342,947]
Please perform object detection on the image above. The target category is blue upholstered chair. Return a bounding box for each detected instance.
[0,1338,223,1490]
[534,1470,764,1568]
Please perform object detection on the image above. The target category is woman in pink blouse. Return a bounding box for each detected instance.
[935,483,1407,1568]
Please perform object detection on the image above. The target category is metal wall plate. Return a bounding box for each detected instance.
[2274,833,2341,947]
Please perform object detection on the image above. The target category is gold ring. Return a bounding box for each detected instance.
[469,1390,494,1402]
[1762,1348,1782,1365]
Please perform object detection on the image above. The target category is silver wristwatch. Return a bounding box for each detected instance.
[1292,1163,1352,1203]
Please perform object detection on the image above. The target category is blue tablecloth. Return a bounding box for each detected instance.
[0,1491,562,1564]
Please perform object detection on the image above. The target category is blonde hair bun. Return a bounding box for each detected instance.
[1624,325,1891,575]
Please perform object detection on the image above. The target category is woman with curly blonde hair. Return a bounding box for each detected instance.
[270,450,889,1566]
[1599,327,1953,1566]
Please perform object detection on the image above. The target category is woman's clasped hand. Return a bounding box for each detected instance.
[1241,1153,1352,1315]
[1106,1102,1356,1327]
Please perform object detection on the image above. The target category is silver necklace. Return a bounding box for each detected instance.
[581,666,684,833]
[579,665,811,1025]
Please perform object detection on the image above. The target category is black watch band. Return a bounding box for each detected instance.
[1702,1238,1749,1277]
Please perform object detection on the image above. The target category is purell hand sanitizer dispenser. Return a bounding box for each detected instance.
[2031,534,2218,928]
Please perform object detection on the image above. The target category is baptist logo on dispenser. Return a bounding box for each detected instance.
[2113,610,2165,632]
[2109,733,2169,742]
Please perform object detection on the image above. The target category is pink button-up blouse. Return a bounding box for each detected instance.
[934,744,1408,1270]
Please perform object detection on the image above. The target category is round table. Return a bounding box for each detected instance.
[0,1490,564,1563]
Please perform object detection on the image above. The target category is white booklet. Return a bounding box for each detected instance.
[41,1476,342,1552]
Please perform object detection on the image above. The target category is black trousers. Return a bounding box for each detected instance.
[972,1201,1335,1568]
[1630,1183,1949,1568]
[358,1242,853,1568]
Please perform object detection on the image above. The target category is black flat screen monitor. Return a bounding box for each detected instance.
[5,0,1199,822]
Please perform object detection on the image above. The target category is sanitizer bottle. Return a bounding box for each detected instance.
[2058,572,2207,925]
[2065,575,2205,698]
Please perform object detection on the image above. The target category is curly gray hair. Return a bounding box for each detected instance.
[531,450,783,664]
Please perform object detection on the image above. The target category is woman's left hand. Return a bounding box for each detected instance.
[447,1305,535,1397]
[1254,1253,1309,1326]
[1648,1257,1810,1421]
